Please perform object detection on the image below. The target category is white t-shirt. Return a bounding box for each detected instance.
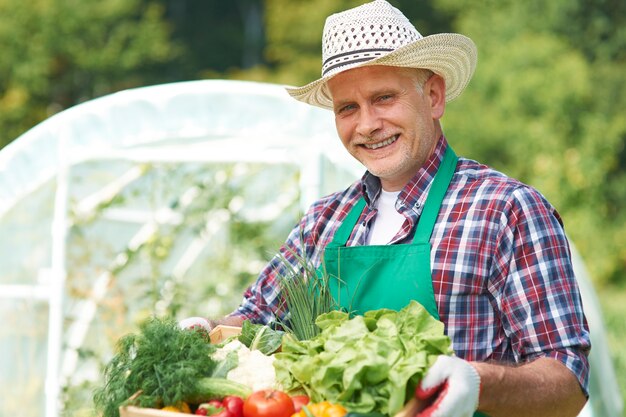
[367,189,406,245]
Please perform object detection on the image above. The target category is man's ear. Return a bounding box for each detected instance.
[427,74,446,120]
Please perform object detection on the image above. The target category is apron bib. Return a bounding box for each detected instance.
[319,146,488,417]
[321,146,457,319]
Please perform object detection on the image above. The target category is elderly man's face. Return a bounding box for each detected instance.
[328,65,444,191]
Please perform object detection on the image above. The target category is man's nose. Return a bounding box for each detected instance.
[355,105,382,138]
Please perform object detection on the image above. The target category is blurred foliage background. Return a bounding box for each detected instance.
[0,0,624,414]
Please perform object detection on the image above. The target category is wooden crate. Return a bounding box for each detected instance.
[209,325,242,343]
[120,405,190,417]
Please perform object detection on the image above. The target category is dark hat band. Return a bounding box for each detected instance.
[321,48,394,77]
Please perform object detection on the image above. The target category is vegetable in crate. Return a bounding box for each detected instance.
[93,316,250,417]
[291,401,347,417]
[238,320,284,355]
[196,395,245,417]
[243,389,296,417]
[213,339,278,391]
[276,250,336,341]
[274,301,453,416]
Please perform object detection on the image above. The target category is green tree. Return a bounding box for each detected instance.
[158,0,265,78]
[0,0,178,149]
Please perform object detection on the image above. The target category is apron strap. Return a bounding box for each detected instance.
[413,146,458,243]
[327,197,366,248]
[408,146,458,320]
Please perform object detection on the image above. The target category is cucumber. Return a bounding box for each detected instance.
[187,377,252,403]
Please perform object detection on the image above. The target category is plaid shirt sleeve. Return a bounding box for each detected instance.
[491,184,590,393]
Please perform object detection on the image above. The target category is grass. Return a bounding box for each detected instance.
[596,285,626,417]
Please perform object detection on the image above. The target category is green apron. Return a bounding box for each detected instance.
[323,146,458,319]
[321,146,488,417]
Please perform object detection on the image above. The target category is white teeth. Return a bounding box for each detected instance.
[364,135,398,150]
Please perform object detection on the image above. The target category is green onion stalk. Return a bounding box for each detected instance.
[277,247,336,341]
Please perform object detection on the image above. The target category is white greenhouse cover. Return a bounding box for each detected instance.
[0,80,621,417]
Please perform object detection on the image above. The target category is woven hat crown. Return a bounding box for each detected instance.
[322,0,421,77]
[286,0,477,109]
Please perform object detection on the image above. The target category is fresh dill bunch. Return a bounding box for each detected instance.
[93,316,218,417]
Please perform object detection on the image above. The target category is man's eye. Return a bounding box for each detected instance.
[378,94,393,102]
[337,104,356,114]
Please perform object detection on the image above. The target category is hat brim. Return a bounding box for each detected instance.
[286,33,477,110]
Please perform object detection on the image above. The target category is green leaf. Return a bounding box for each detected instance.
[274,301,453,415]
[210,350,239,379]
[238,320,284,355]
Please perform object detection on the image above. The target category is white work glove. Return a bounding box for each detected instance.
[178,316,213,332]
[415,355,481,417]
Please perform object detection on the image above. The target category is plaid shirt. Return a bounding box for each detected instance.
[233,135,591,393]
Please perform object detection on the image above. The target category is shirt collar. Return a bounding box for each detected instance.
[360,135,450,215]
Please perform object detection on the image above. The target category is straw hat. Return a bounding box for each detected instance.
[286,0,477,110]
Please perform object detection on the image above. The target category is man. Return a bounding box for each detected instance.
[182,1,591,416]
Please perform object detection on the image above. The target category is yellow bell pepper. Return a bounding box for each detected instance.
[161,402,191,413]
[291,401,347,417]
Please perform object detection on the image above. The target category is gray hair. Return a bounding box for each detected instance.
[414,68,435,94]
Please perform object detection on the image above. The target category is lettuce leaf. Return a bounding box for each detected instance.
[274,301,453,416]
[238,320,284,355]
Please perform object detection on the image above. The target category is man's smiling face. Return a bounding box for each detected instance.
[328,65,444,191]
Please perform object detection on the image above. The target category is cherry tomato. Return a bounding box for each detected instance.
[291,395,310,413]
[196,400,225,416]
[243,389,295,417]
[222,396,244,417]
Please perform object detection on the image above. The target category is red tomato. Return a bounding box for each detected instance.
[222,396,244,417]
[243,390,295,417]
[196,400,225,416]
[291,395,310,413]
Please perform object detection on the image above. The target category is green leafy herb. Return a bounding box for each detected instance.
[273,301,453,416]
[93,316,218,417]
[238,320,284,355]
[277,249,336,340]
